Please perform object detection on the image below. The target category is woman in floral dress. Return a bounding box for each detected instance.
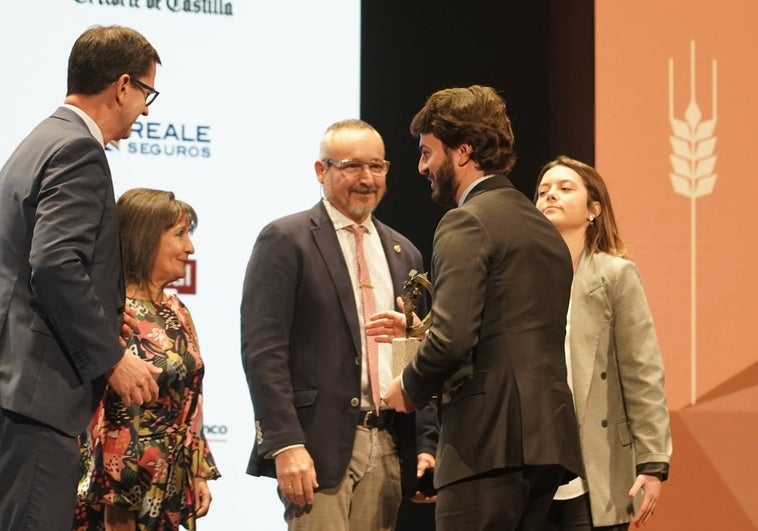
[76,188,220,531]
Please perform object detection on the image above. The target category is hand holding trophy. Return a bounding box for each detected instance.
[392,269,433,377]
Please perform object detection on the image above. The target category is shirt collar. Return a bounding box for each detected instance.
[458,174,495,206]
[61,103,105,147]
[322,199,376,234]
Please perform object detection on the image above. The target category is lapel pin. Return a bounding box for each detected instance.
[393,245,401,253]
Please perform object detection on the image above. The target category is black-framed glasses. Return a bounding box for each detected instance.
[323,158,390,177]
[130,77,159,106]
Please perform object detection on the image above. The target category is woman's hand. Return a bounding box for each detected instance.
[629,474,662,527]
[193,477,212,517]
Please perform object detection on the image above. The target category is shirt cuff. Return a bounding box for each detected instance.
[267,444,305,459]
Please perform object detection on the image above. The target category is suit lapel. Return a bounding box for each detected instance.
[374,219,411,293]
[309,203,363,357]
[569,252,604,422]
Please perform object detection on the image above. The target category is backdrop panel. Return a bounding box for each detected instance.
[596,1,758,528]
[0,2,360,529]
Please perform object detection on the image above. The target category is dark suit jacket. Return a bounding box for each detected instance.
[0,107,125,436]
[241,202,437,496]
[402,175,583,489]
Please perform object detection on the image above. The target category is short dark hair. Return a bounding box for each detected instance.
[410,85,516,175]
[67,25,161,95]
[117,188,197,293]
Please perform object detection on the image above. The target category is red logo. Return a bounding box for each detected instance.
[169,259,197,294]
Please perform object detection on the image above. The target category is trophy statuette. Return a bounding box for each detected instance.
[392,269,433,377]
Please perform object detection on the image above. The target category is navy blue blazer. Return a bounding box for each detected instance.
[241,202,437,496]
[0,107,125,436]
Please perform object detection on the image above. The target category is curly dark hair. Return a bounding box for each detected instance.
[410,85,516,175]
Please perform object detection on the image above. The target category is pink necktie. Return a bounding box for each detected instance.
[346,225,381,413]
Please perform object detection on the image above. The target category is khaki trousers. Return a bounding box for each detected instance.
[284,426,402,531]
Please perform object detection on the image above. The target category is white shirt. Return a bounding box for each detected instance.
[322,199,394,410]
[458,174,494,206]
[554,298,588,500]
[61,103,105,147]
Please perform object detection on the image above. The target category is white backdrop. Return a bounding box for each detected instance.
[0,2,360,529]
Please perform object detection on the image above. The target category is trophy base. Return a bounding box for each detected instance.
[392,337,421,377]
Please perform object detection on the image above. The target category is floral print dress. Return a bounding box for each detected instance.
[75,294,220,531]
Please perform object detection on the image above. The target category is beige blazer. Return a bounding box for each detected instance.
[569,251,672,527]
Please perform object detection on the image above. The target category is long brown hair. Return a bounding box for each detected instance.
[535,155,627,257]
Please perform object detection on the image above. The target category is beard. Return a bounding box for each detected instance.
[323,180,385,222]
[430,156,457,208]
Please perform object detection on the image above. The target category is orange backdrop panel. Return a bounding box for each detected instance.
[596,0,758,411]
[596,2,758,529]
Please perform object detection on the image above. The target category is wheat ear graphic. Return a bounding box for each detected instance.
[668,40,717,405]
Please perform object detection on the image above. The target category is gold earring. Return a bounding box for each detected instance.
[588,214,595,223]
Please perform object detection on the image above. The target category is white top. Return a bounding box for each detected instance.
[554,298,589,500]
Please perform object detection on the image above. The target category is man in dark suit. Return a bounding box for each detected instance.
[241,119,437,531]
[0,25,163,530]
[382,85,584,530]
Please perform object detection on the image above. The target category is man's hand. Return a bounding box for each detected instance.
[411,452,437,503]
[382,375,416,413]
[119,305,138,348]
[275,446,319,507]
[366,297,424,343]
[365,309,406,343]
[193,477,212,517]
[107,352,161,406]
[629,474,662,527]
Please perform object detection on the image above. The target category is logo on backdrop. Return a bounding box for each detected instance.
[168,259,197,294]
[108,121,212,158]
[203,423,229,443]
[74,0,234,17]
[667,40,718,406]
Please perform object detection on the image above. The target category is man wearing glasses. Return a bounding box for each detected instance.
[0,25,162,530]
[242,119,437,531]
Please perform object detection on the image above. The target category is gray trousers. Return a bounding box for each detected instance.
[0,408,81,531]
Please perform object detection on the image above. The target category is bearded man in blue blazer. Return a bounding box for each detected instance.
[0,25,163,531]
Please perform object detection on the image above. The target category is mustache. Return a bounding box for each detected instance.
[350,184,379,194]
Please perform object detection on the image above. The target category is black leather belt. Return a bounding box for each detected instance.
[358,409,395,429]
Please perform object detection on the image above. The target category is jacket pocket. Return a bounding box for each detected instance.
[448,371,487,406]
[29,313,53,337]
[616,419,633,447]
[293,388,318,408]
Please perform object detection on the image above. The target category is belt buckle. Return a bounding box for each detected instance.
[362,410,375,428]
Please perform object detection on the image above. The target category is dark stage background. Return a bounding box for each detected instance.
[359,1,593,528]
[361,0,594,272]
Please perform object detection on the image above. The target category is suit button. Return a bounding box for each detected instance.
[600,372,607,379]
[601,419,608,428]
[350,397,360,407]
[354,356,360,366]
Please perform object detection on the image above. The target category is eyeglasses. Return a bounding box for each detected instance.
[130,76,159,106]
[323,158,390,177]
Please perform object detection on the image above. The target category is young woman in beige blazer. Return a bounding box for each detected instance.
[534,156,672,530]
